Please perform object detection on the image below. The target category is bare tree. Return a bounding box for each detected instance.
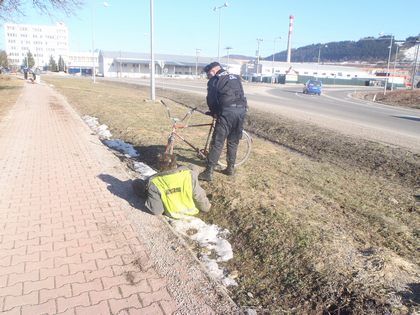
[0,0,82,21]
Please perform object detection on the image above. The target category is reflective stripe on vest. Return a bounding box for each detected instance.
[151,169,199,219]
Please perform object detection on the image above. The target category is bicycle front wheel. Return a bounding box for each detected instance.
[218,130,252,168]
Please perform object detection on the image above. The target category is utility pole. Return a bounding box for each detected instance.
[195,48,201,78]
[411,42,419,90]
[256,38,263,77]
[150,0,155,101]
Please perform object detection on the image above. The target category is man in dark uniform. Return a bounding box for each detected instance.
[198,62,247,182]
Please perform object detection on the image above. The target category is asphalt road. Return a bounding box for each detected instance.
[105,77,420,153]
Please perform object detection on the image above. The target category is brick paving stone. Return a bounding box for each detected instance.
[23,276,55,294]
[57,292,90,313]
[129,303,164,315]
[8,269,39,286]
[55,271,86,288]
[71,278,103,296]
[138,288,172,307]
[84,266,114,282]
[89,286,122,305]
[39,283,72,304]
[40,264,69,280]
[109,294,142,315]
[75,300,111,315]
[119,281,150,298]
[0,282,22,296]
[3,290,38,310]
[26,257,54,273]
[21,299,56,315]
[1,307,21,315]
[0,274,8,287]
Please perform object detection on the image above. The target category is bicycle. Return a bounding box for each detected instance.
[161,101,252,168]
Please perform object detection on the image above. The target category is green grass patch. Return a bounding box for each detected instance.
[0,75,23,118]
[43,75,419,314]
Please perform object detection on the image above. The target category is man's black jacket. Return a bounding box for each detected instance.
[206,69,247,115]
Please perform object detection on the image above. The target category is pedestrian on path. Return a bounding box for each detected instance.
[132,153,211,218]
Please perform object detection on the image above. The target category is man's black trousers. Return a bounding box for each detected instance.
[207,107,246,167]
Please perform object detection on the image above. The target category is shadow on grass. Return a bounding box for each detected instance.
[0,85,21,91]
[133,144,206,169]
[97,173,152,215]
[397,282,420,309]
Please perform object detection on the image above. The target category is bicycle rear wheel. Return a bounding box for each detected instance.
[218,130,252,168]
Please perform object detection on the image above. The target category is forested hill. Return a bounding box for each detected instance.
[265,36,420,63]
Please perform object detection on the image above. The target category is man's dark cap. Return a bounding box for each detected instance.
[203,62,221,73]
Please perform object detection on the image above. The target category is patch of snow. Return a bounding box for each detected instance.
[402,45,419,60]
[104,139,139,158]
[170,217,237,286]
[83,115,138,157]
[132,161,157,179]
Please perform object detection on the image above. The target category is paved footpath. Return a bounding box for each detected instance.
[0,82,239,315]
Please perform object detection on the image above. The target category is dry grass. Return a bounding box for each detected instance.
[0,75,23,118]
[44,75,419,314]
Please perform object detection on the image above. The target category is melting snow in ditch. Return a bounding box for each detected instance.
[83,115,237,286]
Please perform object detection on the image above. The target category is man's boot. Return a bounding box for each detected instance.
[222,164,235,176]
[198,166,214,181]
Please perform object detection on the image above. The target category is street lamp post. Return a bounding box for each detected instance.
[91,1,109,83]
[316,44,327,79]
[256,38,263,77]
[213,2,228,62]
[225,46,232,71]
[391,43,400,91]
[411,41,419,90]
[379,33,393,95]
[150,0,155,101]
[272,36,281,82]
[195,48,201,78]
[317,44,327,64]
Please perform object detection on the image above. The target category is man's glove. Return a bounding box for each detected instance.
[205,111,213,116]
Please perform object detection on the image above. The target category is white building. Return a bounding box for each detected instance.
[67,51,99,76]
[98,51,242,78]
[4,22,69,68]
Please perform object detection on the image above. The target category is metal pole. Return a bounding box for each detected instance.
[214,2,227,63]
[91,4,96,83]
[256,38,263,77]
[195,48,200,78]
[411,42,419,90]
[217,8,221,62]
[391,44,399,91]
[225,46,232,71]
[272,40,275,74]
[195,52,198,77]
[317,46,321,64]
[150,0,155,101]
[383,36,393,95]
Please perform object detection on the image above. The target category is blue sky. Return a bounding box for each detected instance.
[1,0,419,58]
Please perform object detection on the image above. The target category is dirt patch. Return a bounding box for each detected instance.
[355,89,420,110]
[43,76,419,314]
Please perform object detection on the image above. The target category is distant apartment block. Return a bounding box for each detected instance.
[4,22,69,67]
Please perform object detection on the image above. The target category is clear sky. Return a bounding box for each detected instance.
[1,0,419,58]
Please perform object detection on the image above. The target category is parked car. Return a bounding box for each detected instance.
[303,79,322,95]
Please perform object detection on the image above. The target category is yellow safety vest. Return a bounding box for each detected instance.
[150,169,199,219]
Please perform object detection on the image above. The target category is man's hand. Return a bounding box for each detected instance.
[205,111,213,116]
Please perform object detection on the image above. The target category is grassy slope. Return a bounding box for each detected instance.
[0,75,23,118]
[44,76,419,314]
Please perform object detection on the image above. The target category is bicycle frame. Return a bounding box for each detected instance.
[161,100,252,167]
[164,106,215,161]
